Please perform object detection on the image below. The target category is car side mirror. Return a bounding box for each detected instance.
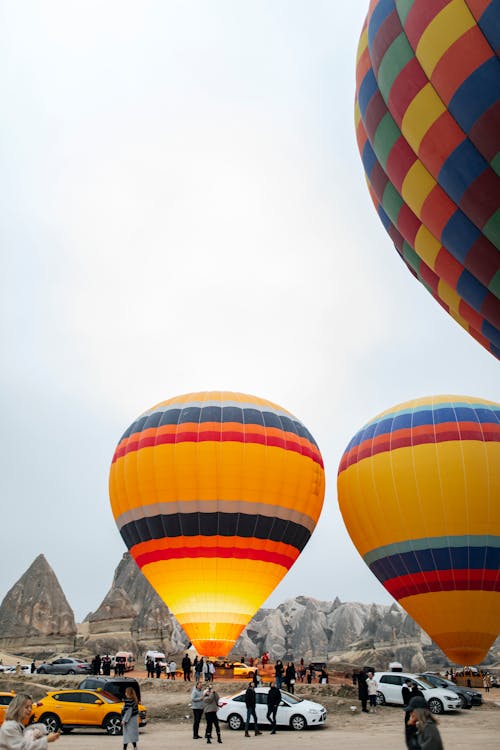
[94,699,103,705]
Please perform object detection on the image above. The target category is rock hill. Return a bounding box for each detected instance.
[1,553,498,669]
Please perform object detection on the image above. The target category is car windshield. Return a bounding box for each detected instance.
[415,677,435,689]
[279,691,303,705]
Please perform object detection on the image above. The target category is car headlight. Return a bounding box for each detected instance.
[308,709,321,714]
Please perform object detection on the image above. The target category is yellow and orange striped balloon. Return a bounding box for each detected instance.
[109,391,325,656]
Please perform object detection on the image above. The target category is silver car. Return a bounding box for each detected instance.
[36,658,92,675]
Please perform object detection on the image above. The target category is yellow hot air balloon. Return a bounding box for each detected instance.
[110,391,325,657]
[337,395,500,666]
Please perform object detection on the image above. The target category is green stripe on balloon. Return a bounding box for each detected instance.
[483,209,500,249]
[382,180,404,223]
[377,33,414,102]
[374,112,401,170]
[396,0,414,26]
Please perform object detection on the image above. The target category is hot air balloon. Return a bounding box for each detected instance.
[110,391,325,657]
[354,0,500,358]
[337,395,500,665]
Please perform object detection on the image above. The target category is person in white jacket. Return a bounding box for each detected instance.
[366,672,378,713]
[0,694,60,749]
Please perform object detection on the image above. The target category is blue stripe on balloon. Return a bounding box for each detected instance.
[441,212,480,263]
[482,319,500,349]
[368,545,500,583]
[448,58,500,132]
[377,204,392,232]
[358,69,379,118]
[478,0,500,52]
[367,0,395,51]
[456,270,489,310]
[362,139,377,178]
[438,141,488,203]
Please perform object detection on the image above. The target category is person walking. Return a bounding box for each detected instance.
[266,681,281,734]
[182,653,192,682]
[0,693,60,749]
[244,682,262,737]
[203,686,222,744]
[406,698,444,750]
[366,671,378,713]
[121,686,139,750]
[191,680,204,739]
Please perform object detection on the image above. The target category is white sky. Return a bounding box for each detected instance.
[1,1,498,624]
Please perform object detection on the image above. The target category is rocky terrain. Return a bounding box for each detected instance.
[0,553,499,670]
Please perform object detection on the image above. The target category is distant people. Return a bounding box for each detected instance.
[410,682,425,701]
[15,663,21,676]
[406,698,443,750]
[266,681,281,734]
[195,657,203,681]
[252,669,261,687]
[319,667,328,684]
[30,661,36,674]
[402,679,413,707]
[182,653,192,682]
[169,661,177,680]
[146,657,154,678]
[203,686,222,744]
[483,674,490,693]
[307,664,315,684]
[93,654,101,675]
[191,680,204,740]
[208,660,215,682]
[285,662,296,694]
[366,672,378,713]
[121,686,139,750]
[0,692,60,748]
[274,660,284,689]
[244,682,262,737]
[357,670,369,713]
[155,660,162,679]
[102,655,111,676]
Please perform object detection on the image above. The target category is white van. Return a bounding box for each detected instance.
[115,652,135,672]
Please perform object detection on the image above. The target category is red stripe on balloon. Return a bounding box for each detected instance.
[339,421,500,472]
[385,569,500,599]
[113,430,323,468]
[133,545,298,570]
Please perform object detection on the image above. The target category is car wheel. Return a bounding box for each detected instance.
[428,698,443,715]
[375,691,385,706]
[67,670,76,675]
[38,668,46,674]
[227,713,244,731]
[290,714,306,731]
[40,714,61,733]
[104,713,123,735]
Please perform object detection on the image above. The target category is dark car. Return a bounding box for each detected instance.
[420,673,482,708]
[36,658,92,676]
[78,676,141,702]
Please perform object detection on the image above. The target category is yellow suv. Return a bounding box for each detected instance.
[30,690,147,735]
[0,692,16,726]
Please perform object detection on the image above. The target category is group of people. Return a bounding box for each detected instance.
[355,670,379,713]
[145,658,177,679]
[190,681,223,744]
[90,654,113,675]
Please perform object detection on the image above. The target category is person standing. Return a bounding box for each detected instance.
[266,682,281,734]
[121,687,139,750]
[483,674,490,693]
[274,660,284,689]
[284,663,296,694]
[244,682,262,737]
[366,672,378,713]
[191,680,204,740]
[357,670,369,713]
[169,660,177,680]
[406,699,444,750]
[203,686,222,744]
[30,661,36,674]
[182,653,192,682]
[0,693,60,749]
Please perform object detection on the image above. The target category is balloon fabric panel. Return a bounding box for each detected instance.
[337,395,500,665]
[355,0,500,358]
[110,391,325,657]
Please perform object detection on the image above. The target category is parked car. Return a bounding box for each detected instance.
[1,665,31,675]
[230,663,256,678]
[36,658,92,676]
[114,652,135,672]
[420,673,482,708]
[79,676,141,701]
[0,692,16,726]
[30,689,147,735]
[373,672,462,714]
[217,686,327,731]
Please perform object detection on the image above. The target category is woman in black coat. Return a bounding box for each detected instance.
[357,671,369,712]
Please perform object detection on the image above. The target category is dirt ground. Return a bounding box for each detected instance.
[1,673,499,749]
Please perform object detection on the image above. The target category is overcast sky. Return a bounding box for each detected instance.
[1,1,498,625]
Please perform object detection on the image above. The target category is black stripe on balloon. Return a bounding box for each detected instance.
[120,512,311,552]
[120,406,318,448]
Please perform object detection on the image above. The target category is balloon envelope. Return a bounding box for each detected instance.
[337,395,500,665]
[355,1,500,358]
[110,391,325,657]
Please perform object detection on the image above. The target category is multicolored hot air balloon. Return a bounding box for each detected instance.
[337,395,500,665]
[110,391,325,657]
[355,0,500,358]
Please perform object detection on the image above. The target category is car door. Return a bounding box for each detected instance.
[51,659,67,675]
[379,674,404,703]
[254,692,268,725]
[52,693,82,724]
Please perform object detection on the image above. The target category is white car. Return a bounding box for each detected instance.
[217,687,327,731]
[373,672,462,714]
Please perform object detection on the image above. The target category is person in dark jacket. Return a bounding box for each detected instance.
[357,670,369,713]
[244,683,262,737]
[274,660,284,689]
[407,702,444,750]
[266,682,281,734]
[182,654,192,681]
[284,663,296,694]
[404,690,423,749]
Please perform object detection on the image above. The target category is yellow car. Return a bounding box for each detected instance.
[231,663,253,678]
[0,692,16,726]
[30,690,147,735]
